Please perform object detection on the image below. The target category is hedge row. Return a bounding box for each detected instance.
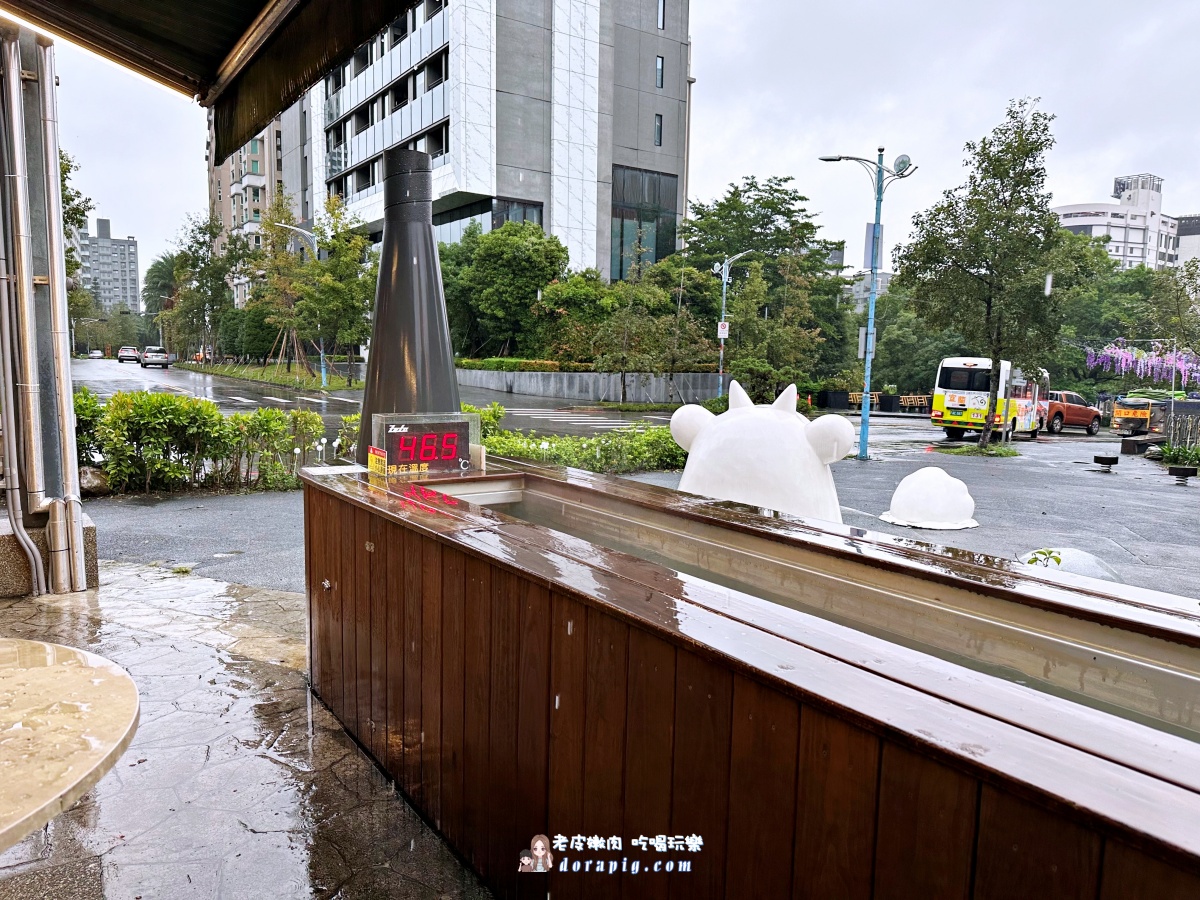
[457,358,593,372]
[456,357,721,375]
[75,388,325,493]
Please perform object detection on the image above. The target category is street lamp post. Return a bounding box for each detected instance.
[819,148,917,460]
[274,222,326,388]
[73,317,104,355]
[714,249,752,399]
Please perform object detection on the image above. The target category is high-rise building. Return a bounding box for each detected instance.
[278,0,691,280]
[206,113,285,306]
[76,218,139,312]
[1174,214,1200,267]
[1054,174,1180,271]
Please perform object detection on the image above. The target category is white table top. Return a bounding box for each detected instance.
[0,638,139,853]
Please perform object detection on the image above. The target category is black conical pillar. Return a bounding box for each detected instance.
[356,148,461,465]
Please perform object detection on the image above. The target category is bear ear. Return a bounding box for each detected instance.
[728,380,753,409]
[670,404,715,452]
[772,384,798,412]
[807,414,856,464]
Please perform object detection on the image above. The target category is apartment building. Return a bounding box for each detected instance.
[1174,214,1200,266]
[205,114,284,306]
[75,218,139,312]
[278,0,691,280]
[1054,174,1180,271]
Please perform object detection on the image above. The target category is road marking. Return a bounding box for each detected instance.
[298,396,327,403]
[327,396,362,404]
[228,396,255,403]
[263,396,293,403]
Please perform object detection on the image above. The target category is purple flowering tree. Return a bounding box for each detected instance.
[1086,341,1200,387]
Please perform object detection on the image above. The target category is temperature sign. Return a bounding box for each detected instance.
[383,421,471,475]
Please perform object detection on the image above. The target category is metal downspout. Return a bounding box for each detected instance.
[3,35,45,515]
[0,207,43,594]
[38,39,85,590]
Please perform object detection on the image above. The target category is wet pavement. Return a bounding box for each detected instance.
[0,562,491,900]
[70,358,666,437]
[631,430,1200,601]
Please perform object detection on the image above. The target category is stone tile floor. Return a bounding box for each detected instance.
[0,562,492,899]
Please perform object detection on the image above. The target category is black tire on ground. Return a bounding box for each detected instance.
[944,427,966,441]
[1049,413,1063,434]
[1030,427,1039,440]
[1087,416,1101,436]
[140,363,146,368]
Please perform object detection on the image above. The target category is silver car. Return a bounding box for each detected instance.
[139,346,170,369]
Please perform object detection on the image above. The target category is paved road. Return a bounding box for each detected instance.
[87,423,1163,599]
[72,357,989,446]
[72,357,363,435]
[630,431,1200,600]
[71,358,667,437]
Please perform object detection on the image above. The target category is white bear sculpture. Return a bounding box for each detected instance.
[670,381,855,524]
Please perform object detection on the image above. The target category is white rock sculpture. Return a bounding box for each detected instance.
[880,467,978,530]
[1018,548,1124,583]
[670,381,855,524]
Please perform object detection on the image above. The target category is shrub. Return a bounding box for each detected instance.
[80,391,332,493]
[461,402,506,438]
[73,387,104,465]
[700,391,814,416]
[1162,443,1200,466]
[483,425,686,474]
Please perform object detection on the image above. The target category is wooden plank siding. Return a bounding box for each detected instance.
[302,484,1200,900]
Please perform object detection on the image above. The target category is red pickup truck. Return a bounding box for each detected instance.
[1046,390,1102,435]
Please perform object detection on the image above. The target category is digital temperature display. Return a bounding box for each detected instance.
[383,421,471,475]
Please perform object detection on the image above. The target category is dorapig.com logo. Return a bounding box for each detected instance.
[518,833,703,875]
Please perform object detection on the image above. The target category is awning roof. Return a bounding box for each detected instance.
[0,0,408,162]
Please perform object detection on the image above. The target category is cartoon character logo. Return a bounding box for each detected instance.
[670,381,855,524]
[519,834,553,873]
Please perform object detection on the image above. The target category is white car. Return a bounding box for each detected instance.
[87,350,103,359]
[117,345,139,363]
[139,346,170,369]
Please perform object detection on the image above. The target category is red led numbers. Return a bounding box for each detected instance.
[386,423,468,471]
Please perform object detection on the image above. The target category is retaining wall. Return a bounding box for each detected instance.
[455,368,726,403]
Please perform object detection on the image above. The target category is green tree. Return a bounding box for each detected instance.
[141,252,178,316]
[725,260,823,385]
[462,221,569,356]
[681,176,849,375]
[166,212,249,361]
[681,175,821,276]
[60,150,93,278]
[655,306,717,400]
[893,98,1100,445]
[240,300,279,364]
[254,193,308,373]
[218,306,245,359]
[61,150,96,349]
[440,220,485,355]
[294,195,377,385]
[527,268,613,360]
[593,281,669,402]
[641,253,723,322]
[1146,258,1200,350]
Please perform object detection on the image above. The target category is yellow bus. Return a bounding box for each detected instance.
[931,357,1048,441]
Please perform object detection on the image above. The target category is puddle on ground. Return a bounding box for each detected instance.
[0,562,490,900]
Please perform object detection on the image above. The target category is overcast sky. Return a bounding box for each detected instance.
[40,0,1200,289]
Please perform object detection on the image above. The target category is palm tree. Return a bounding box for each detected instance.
[142,252,178,315]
